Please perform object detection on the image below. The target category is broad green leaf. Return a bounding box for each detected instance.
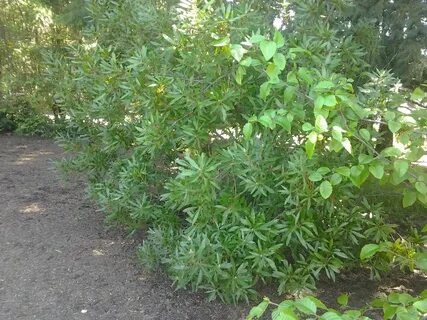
[317,167,331,175]
[319,181,333,199]
[415,252,427,271]
[350,165,369,187]
[284,86,296,103]
[302,122,314,131]
[230,44,246,62]
[306,132,317,158]
[307,296,328,310]
[369,163,384,179]
[403,190,417,208]
[332,126,343,142]
[243,123,253,140]
[298,67,313,84]
[320,311,342,320]
[360,244,380,260]
[337,294,349,307]
[359,129,371,141]
[306,140,316,159]
[385,111,396,121]
[315,96,325,110]
[342,138,352,154]
[250,34,265,44]
[273,30,285,48]
[336,167,350,177]
[287,71,298,84]
[240,57,253,67]
[315,81,335,90]
[247,299,270,320]
[272,308,298,320]
[266,63,280,82]
[315,115,328,133]
[235,65,246,85]
[259,114,275,129]
[260,82,271,100]
[309,172,323,182]
[273,53,286,70]
[330,173,342,185]
[413,299,427,313]
[260,40,277,61]
[415,182,427,195]
[358,154,373,164]
[382,147,402,157]
[411,87,425,101]
[276,116,291,132]
[394,160,409,177]
[383,303,397,320]
[324,95,337,107]
[308,131,318,144]
[295,297,317,314]
[388,120,402,134]
[212,36,230,47]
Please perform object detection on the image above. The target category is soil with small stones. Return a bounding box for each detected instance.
[0,134,425,320]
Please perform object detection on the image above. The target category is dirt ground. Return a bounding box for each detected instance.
[0,134,425,320]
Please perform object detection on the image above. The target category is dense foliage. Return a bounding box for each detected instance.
[0,0,78,135]
[247,290,427,320]
[44,0,427,303]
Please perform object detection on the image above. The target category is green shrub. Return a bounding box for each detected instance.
[52,0,427,302]
[0,110,17,133]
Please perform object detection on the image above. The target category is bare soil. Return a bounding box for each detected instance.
[0,134,245,320]
[0,134,425,320]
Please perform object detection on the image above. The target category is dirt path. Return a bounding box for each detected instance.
[0,135,244,320]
